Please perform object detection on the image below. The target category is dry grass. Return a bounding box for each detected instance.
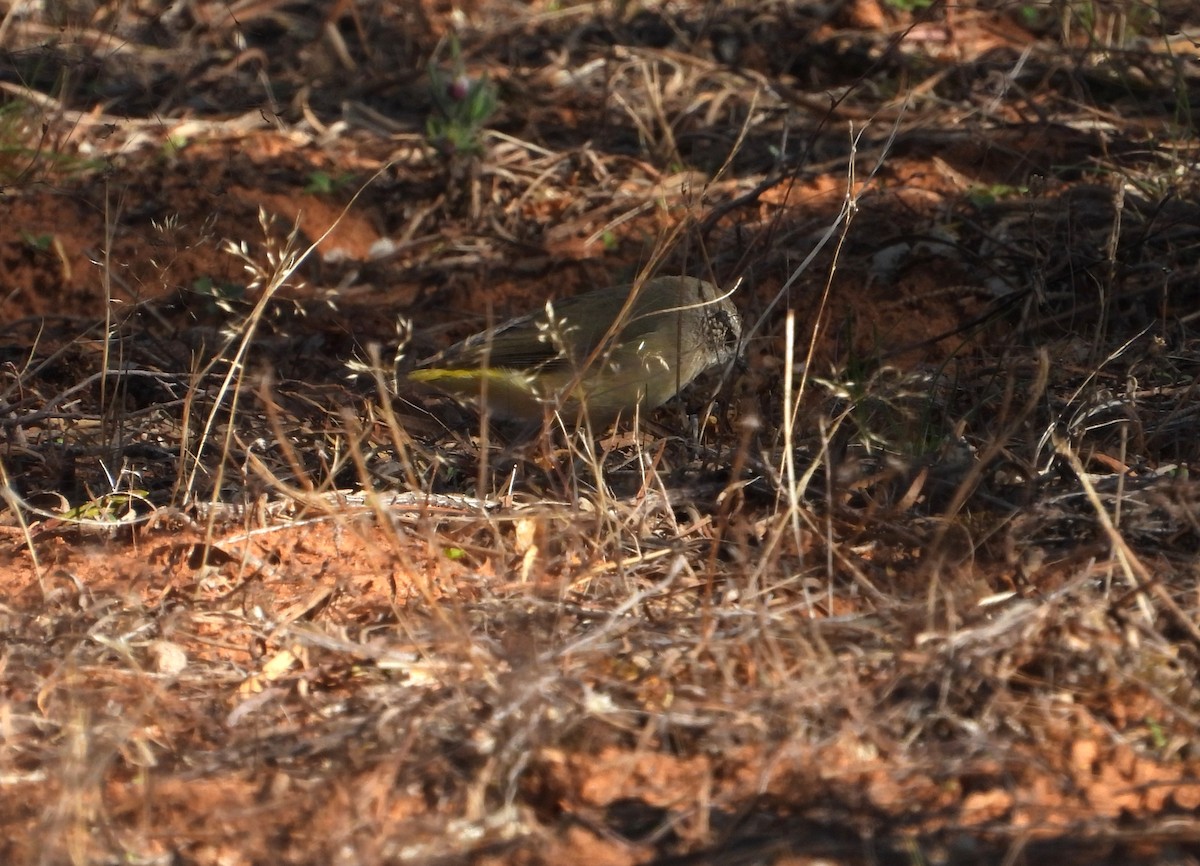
[2,1,1200,864]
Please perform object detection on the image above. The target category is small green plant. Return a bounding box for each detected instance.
[1144,717,1168,752]
[884,0,933,11]
[304,170,353,194]
[162,134,189,159]
[967,183,1028,207]
[425,37,498,158]
[20,230,53,251]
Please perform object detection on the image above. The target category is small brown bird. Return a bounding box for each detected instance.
[407,276,741,424]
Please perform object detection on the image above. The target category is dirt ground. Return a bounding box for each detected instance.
[2,1,1200,864]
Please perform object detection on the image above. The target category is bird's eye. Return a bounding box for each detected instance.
[722,314,741,347]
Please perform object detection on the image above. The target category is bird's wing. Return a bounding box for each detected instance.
[430,281,689,371]
[436,288,646,370]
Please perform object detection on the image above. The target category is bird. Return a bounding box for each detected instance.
[405,275,741,425]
